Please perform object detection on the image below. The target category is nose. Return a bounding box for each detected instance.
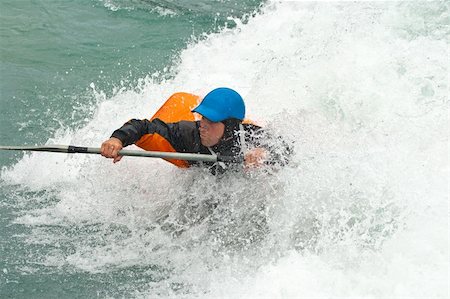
[200,119,209,130]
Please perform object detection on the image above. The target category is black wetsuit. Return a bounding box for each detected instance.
[111,118,291,172]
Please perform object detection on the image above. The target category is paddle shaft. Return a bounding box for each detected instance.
[0,145,240,163]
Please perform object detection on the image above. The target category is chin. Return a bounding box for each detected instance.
[201,139,215,147]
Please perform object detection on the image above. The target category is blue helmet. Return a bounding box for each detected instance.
[192,87,245,122]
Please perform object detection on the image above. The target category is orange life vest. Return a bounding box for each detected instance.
[135,92,201,168]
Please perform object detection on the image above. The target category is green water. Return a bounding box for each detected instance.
[1,1,447,298]
[0,0,262,166]
[0,1,263,297]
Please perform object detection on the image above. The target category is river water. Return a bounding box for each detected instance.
[0,1,448,298]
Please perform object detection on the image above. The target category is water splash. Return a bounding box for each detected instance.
[1,1,448,298]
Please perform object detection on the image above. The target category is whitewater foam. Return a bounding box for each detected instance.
[1,1,448,298]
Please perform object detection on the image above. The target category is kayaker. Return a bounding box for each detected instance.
[100,87,291,173]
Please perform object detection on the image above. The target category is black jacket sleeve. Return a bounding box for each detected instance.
[111,119,155,147]
[110,118,203,154]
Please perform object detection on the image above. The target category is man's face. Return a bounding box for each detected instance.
[199,117,225,147]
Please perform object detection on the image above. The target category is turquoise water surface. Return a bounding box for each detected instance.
[1,1,263,297]
[1,1,448,298]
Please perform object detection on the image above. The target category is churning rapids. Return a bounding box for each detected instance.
[1,1,448,298]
